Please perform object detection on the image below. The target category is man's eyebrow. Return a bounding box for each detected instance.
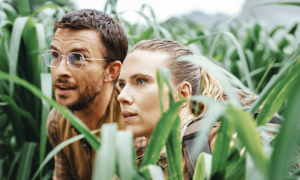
[70,47,90,54]
[50,44,59,51]
[49,45,90,55]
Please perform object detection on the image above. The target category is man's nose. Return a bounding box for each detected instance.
[117,86,133,105]
[52,56,72,78]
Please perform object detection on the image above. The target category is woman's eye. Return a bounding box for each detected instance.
[137,78,147,86]
[119,83,125,89]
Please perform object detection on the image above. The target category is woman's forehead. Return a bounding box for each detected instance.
[122,50,169,73]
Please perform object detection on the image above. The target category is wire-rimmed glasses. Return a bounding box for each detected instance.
[42,50,108,70]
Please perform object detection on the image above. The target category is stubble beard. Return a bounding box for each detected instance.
[55,78,104,111]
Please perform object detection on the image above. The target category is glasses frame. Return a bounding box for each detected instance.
[42,50,109,70]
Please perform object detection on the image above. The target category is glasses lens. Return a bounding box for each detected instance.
[44,50,60,66]
[68,53,84,69]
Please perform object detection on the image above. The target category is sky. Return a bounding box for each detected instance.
[74,0,246,23]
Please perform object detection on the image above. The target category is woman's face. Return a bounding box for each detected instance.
[117,50,170,139]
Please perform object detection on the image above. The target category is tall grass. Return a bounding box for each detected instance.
[1,0,300,179]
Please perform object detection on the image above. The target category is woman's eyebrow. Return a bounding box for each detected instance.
[130,73,153,80]
[118,78,125,83]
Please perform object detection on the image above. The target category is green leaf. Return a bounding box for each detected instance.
[32,129,101,180]
[210,115,234,180]
[92,124,117,180]
[7,152,21,180]
[16,142,37,180]
[249,47,300,114]
[31,3,60,17]
[256,61,300,126]
[165,116,183,180]
[245,153,264,180]
[227,106,268,177]
[260,2,300,7]
[35,23,48,73]
[115,131,133,180]
[17,0,30,16]
[139,103,182,178]
[39,73,52,177]
[148,165,165,180]
[8,17,30,96]
[0,94,39,135]
[193,153,212,180]
[189,95,226,161]
[269,72,300,180]
[222,31,254,92]
[0,2,18,22]
[136,27,153,43]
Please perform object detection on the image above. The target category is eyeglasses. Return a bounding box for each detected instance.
[42,50,108,70]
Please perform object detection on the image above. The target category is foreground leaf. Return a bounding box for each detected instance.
[92,124,117,180]
[269,72,300,180]
[115,131,133,180]
[16,142,37,180]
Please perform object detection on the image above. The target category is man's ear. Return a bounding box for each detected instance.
[176,81,192,100]
[104,61,122,83]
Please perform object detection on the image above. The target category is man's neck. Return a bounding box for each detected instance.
[74,83,114,130]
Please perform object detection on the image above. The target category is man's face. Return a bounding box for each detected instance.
[50,28,106,111]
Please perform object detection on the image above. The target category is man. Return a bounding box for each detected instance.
[46,9,128,180]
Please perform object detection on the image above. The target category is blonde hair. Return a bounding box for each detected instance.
[130,39,225,117]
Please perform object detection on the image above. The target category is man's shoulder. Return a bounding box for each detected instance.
[46,108,68,134]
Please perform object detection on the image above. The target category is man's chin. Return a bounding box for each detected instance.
[55,96,74,108]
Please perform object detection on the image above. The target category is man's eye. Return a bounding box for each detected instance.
[137,78,147,85]
[119,83,125,89]
[52,52,60,59]
[73,54,83,61]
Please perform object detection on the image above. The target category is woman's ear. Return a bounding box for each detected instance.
[104,61,122,83]
[176,81,192,100]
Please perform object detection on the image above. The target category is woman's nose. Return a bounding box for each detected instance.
[117,87,133,105]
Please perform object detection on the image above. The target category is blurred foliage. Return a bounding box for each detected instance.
[1,0,300,179]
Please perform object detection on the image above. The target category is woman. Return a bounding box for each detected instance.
[117,39,279,179]
[117,39,225,178]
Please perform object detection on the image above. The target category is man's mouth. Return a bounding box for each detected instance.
[57,85,76,90]
[55,84,77,95]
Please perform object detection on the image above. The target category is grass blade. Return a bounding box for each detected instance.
[17,0,30,16]
[210,115,234,180]
[165,116,183,180]
[39,73,52,177]
[193,152,212,180]
[148,165,164,180]
[32,129,101,180]
[92,124,117,180]
[269,72,300,180]
[249,47,300,114]
[227,106,268,177]
[8,17,29,96]
[222,31,254,92]
[1,2,18,22]
[115,131,133,180]
[16,142,37,180]
[256,61,300,126]
[31,3,59,17]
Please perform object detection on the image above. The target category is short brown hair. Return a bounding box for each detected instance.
[54,9,128,66]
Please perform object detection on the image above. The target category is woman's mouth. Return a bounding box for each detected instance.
[122,111,138,122]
